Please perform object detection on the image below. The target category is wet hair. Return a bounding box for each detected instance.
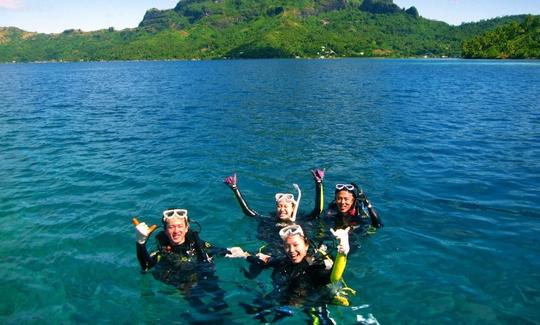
[276,200,296,208]
[164,218,189,228]
[283,233,310,246]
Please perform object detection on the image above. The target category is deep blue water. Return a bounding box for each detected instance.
[0,59,539,324]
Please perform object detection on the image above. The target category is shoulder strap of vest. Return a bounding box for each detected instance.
[186,231,211,262]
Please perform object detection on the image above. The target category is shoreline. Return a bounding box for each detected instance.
[2,56,538,65]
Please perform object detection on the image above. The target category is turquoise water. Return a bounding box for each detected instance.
[0,59,539,324]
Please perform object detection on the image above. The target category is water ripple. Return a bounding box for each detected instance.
[1,59,539,324]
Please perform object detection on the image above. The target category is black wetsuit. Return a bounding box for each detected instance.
[136,230,229,318]
[136,230,227,270]
[228,178,324,254]
[245,248,334,306]
[324,199,383,231]
[312,198,383,254]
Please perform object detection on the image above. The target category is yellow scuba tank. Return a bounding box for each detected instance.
[330,253,353,307]
[328,227,355,306]
[330,252,347,283]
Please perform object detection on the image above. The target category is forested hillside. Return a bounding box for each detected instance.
[462,15,540,59]
[0,0,534,62]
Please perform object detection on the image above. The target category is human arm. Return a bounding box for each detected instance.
[205,243,231,258]
[306,168,325,220]
[225,247,250,258]
[191,232,232,259]
[305,247,335,286]
[358,191,383,228]
[134,221,159,271]
[224,173,259,217]
[223,247,272,279]
[246,253,285,268]
[136,242,158,271]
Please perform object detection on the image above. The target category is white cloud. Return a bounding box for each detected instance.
[0,0,24,10]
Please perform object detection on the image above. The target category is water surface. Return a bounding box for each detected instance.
[0,59,539,324]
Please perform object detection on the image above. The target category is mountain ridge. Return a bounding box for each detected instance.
[0,0,534,62]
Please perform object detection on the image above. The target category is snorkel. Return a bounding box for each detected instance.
[291,183,301,222]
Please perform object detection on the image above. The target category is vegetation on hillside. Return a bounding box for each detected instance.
[462,15,540,59]
[0,0,535,62]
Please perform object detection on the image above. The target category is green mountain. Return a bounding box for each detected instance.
[462,15,540,58]
[0,0,534,62]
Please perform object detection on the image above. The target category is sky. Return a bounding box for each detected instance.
[1,0,540,33]
[394,0,540,25]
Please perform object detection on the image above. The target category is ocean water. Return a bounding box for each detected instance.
[0,58,539,324]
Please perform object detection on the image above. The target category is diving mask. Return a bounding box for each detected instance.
[279,224,305,240]
[335,183,361,198]
[162,209,188,223]
[275,193,296,204]
[335,184,355,191]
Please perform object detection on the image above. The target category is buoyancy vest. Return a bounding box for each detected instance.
[325,201,372,230]
[155,230,211,264]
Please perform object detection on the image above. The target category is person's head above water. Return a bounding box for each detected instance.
[275,183,302,222]
[334,183,360,214]
[275,192,297,222]
[162,209,189,245]
[279,224,309,264]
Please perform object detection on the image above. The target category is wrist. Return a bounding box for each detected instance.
[137,234,149,245]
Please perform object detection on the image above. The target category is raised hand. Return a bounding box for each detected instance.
[310,168,325,182]
[357,188,368,202]
[330,227,350,255]
[133,217,157,244]
[135,222,151,244]
[224,173,238,188]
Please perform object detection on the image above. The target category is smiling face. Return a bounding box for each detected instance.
[335,190,356,213]
[165,217,189,245]
[283,234,309,264]
[276,200,295,221]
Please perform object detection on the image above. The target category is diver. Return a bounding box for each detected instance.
[322,182,383,234]
[228,224,353,323]
[223,169,325,250]
[135,208,241,322]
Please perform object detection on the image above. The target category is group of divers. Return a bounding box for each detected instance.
[134,169,383,324]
